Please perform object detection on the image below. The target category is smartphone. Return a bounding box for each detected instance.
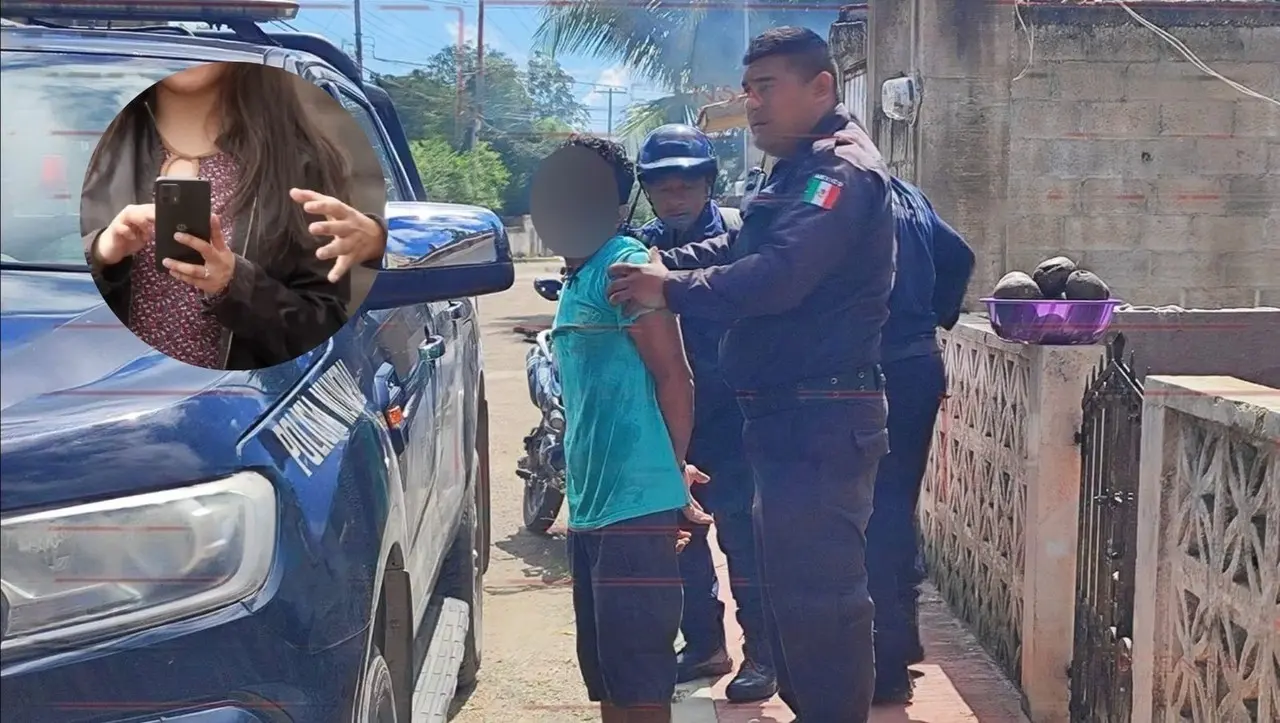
[154,176,211,273]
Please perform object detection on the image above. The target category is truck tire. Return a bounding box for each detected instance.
[355,647,397,723]
[440,483,484,690]
[477,393,492,575]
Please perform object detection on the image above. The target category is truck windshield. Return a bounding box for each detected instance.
[0,52,194,267]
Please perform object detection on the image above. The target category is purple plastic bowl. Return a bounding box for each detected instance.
[981,298,1123,346]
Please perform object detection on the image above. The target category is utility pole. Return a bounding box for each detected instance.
[353,0,364,73]
[741,0,751,172]
[607,87,615,136]
[471,0,485,151]
[574,81,628,139]
[602,87,630,137]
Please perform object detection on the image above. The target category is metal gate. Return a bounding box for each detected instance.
[1069,334,1144,722]
[844,69,867,126]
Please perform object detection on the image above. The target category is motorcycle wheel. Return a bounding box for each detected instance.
[522,475,564,536]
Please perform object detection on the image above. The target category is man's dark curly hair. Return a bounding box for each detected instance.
[561,134,636,204]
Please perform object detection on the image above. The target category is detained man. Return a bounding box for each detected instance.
[548,135,712,723]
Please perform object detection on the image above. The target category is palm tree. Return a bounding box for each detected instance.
[535,0,848,138]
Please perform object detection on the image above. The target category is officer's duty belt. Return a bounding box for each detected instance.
[737,366,885,400]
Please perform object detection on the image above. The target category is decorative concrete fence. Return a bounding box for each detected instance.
[1131,377,1280,723]
[922,314,1280,723]
[920,317,1102,722]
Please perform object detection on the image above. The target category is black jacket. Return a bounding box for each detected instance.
[80,123,359,370]
[882,177,976,363]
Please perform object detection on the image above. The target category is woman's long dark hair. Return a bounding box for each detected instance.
[90,62,352,261]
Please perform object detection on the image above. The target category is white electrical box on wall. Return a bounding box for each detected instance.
[882,76,920,123]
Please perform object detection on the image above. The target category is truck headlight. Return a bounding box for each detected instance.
[0,472,276,656]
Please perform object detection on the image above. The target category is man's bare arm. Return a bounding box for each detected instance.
[628,310,695,465]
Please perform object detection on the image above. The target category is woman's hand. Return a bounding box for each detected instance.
[93,203,155,266]
[290,188,387,283]
[163,215,235,295]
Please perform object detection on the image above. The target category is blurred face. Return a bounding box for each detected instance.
[645,173,710,230]
[743,55,835,157]
[159,62,229,96]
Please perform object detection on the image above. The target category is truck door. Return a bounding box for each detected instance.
[313,70,450,620]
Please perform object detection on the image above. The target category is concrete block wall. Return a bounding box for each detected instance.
[863,1,1279,311]
[505,215,551,258]
[910,0,1018,309]
[1004,8,1280,308]
[1111,307,1280,388]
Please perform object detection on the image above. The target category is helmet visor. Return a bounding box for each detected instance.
[640,156,716,171]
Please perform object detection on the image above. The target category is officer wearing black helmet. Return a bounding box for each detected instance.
[607,27,895,722]
[634,124,778,703]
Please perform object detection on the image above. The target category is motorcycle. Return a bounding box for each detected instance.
[516,276,568,535]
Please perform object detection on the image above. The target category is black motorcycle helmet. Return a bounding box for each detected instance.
[636,124,719,191]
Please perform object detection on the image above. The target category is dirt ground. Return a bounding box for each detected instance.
[449,260,600,722]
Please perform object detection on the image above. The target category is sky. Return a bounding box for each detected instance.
[283,0,675,136]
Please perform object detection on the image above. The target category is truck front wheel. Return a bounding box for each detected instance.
[355,647,397,723]
[456,488,483,689]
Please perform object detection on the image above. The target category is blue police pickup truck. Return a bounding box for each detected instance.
[0,2,508,722]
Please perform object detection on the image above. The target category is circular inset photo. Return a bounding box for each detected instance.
[529,138,633,261]
[79,61,388,371]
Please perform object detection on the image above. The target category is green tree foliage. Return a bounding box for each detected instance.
[374,46,587,215]
[411,138,511,211]
[629,188,656,227]
[538,1,846,142]
[536,0,846,90]
[526,51,590,128]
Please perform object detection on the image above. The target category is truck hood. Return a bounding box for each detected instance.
[0,268,308,513]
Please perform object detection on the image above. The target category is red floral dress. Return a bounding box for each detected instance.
[127,151,239,369]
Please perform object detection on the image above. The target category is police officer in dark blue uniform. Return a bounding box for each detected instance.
[633,124,777,703]
[607,27,895,723]
[866,176,975,703]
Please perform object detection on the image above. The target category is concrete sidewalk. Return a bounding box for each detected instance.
[671,528,1030,723]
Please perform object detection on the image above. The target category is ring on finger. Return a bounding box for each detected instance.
[203,267,210,279]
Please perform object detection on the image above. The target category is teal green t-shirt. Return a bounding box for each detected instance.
[552,235,689,531]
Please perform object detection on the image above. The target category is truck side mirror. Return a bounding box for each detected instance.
[363,202,515,310]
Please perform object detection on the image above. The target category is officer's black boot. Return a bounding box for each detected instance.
[873,664,915,705]
[725,642,778,702]
[676,646,733,683]
[905,596,925,665]
[901,575,925,665]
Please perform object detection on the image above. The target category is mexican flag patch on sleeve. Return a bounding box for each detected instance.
[802,175,842,209]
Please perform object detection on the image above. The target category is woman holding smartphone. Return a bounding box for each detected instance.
[80,61,386,370]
